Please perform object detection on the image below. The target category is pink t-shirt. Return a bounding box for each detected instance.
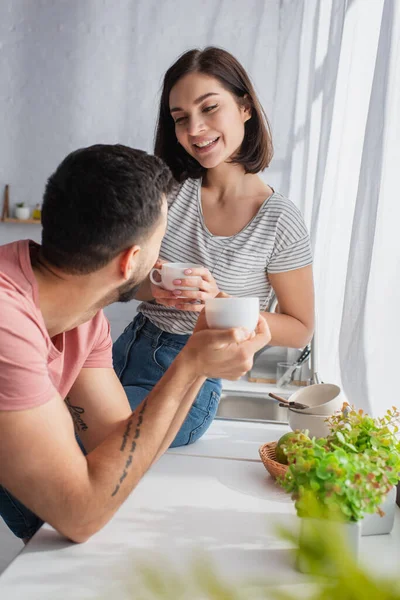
[0,240,113,411]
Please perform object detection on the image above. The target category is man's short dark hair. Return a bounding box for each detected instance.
[41,144,174,274]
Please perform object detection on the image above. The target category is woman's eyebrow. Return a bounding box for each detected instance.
[170,92,220,113]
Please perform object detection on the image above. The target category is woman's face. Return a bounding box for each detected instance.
[169,72,251,170]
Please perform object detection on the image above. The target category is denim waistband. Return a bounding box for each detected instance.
[134,312,190,348]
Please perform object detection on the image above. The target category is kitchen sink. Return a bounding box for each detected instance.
[216,391,289,423]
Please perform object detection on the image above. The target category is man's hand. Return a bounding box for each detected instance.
[184,293,271,380]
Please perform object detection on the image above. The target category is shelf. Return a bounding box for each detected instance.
[1,186,41,224]
[2,218,41,224]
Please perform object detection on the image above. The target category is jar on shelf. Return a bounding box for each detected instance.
[32,203,42,220]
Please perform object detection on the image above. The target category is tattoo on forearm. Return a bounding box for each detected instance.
[111,400,148,497]
[120,418,133,452]
[65,397,89,432]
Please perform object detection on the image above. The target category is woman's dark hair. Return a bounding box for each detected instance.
[154,47,273,182]
[41,144,174,274]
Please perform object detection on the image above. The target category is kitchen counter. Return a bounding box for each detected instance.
[0,419,398,599]
[168,417,290,460]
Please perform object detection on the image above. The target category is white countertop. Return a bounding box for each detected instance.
[0,419,398,599]
[167,417,290,461]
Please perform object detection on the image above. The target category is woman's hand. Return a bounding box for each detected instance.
[171,267,220,311]
[153,266,220,312]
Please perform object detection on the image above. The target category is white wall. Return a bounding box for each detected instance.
[0,0,301,338]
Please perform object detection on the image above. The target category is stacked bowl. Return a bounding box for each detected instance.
[287,384,344,438]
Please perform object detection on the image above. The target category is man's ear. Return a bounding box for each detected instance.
[119,245,141,280]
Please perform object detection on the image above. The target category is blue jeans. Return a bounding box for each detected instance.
[113,313,222,447]
[0,486,43,540]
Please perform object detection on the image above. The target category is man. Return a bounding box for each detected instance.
[0,144,270,543]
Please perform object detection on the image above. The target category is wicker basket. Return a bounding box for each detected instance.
[259,441,289,479]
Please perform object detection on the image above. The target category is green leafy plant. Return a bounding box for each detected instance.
[326,404,400,457]
[278,405,400,522]
[16,202,26,208]
[279,435,393,521]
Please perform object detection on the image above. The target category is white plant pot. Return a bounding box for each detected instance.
[297,518,361,574]
[361,486,397,536]
[15,206,30,220]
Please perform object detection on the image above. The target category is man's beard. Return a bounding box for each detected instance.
[100,273,144,309]
[116,278,142,303]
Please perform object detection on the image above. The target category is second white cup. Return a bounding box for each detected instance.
[205,297,260,332]
[150,262,202,291]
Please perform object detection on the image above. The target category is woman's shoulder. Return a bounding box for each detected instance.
[256,191,310,243]
[264,190,298,210]
[262,190,306,222]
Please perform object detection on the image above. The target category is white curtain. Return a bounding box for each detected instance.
[278,0,400,414]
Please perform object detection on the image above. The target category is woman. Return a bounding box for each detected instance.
[113,47,314,446]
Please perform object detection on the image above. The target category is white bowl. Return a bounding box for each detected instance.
[288,384,344,416]
[288,408,331,439]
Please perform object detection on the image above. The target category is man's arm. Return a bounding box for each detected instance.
[66,306,267,456]
[65,368,132,453]
[0,319,270,543]
[0,352,201,544]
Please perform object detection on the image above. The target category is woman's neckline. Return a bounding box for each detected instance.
[195,177,276,239]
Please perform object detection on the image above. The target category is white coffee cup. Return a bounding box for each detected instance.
[150,262,202,291]
[205,297,260,331]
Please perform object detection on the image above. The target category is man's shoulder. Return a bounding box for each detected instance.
[0,239,34,296]
[0,242,46,344]
[0,279,35,315]
[0,239,26,266]
[0,285,46,350]
[0,239,21,256]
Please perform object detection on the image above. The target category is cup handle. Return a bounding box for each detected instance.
[149,268,163,287]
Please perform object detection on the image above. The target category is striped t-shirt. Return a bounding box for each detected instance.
[139,178,312,334]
